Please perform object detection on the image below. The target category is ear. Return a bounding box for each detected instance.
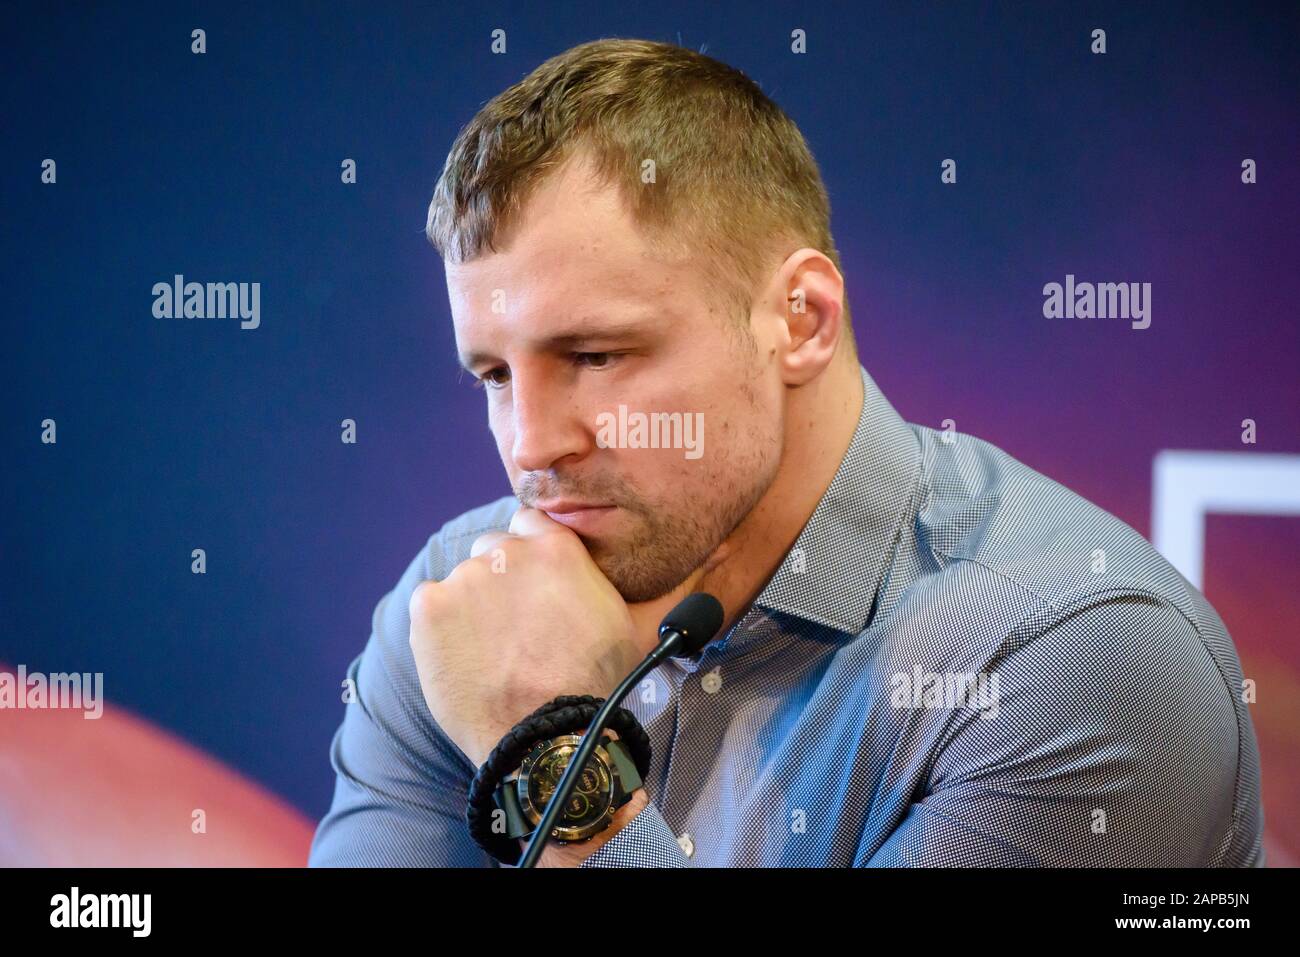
[770,248,846,386]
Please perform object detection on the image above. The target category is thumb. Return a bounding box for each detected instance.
[508,505,573,538]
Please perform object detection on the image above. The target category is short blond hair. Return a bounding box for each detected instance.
[427,37,850,331]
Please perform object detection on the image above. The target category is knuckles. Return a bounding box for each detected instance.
[469,527,583,567]
[407,578,449,625]
[408,526,596,638]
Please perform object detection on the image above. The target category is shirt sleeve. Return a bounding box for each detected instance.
[579,798,694,867]
[308,536,498,867]
[862,594,1248,867]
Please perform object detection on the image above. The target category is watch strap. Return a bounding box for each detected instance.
[466,694,651,865]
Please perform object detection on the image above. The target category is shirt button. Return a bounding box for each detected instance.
[677,832,695,858]
[700,667,722,694]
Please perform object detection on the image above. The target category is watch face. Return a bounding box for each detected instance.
[517,734,616,841]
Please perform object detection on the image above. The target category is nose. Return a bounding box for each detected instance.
[506,370,591,473]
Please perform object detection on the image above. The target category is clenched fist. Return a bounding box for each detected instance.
[407,506,657,769]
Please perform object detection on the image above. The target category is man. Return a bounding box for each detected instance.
[309,39,1263,867]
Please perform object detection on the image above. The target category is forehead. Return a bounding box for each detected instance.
[444,154,699,329]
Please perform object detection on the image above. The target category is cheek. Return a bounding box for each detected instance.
[487,406,513,462]
[708,394,779,471]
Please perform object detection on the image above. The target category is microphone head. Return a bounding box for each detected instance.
[658,592,725,657]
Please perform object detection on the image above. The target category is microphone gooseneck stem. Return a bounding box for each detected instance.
[517,628,689,868]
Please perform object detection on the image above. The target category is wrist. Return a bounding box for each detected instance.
[468,699,651,868]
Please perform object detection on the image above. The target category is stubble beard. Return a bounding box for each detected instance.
[586,464,771,603]
[587,402,781,602]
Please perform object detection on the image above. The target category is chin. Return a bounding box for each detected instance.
[591,551,694,605]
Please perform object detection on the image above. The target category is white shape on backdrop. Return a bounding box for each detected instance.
[1152,451,1300,589]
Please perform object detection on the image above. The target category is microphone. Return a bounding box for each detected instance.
[517,592,725,868]
[651,591,725,661]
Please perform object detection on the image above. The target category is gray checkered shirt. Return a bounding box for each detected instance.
[309,365,1264,867]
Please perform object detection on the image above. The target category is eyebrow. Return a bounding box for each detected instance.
[457,314,659,372]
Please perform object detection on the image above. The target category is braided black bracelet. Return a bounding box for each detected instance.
[466,694,651,866]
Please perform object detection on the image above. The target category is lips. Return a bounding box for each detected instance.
[534,501,618,534]
[533,499,611,514]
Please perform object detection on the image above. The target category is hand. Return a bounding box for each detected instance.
[408,507,656,768]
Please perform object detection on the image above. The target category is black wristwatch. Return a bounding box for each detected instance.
[493,731,644,845]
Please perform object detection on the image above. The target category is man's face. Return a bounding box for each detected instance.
[446,154,785,602]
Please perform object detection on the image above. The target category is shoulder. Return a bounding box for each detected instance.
[912,424,1198,620]
[903,426,1262,865]
[906,423,1250,729]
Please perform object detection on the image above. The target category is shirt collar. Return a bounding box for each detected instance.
[721,364,923,645]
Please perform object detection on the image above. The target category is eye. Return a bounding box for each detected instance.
[574,352,619,370]
[471,366,511,390]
